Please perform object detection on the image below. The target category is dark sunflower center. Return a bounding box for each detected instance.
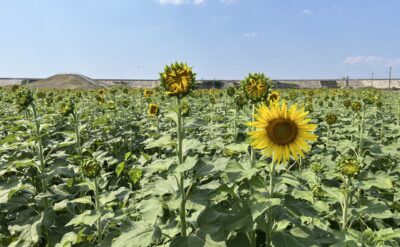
[266,119,298,145]
[269,94,278,100]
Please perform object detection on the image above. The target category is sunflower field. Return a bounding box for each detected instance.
[0,65,400,247]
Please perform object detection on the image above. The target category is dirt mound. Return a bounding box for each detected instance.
[28,74,106,89]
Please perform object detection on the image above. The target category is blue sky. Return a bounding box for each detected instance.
[0,0,399,79]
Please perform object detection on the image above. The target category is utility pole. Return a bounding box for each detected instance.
[388,66,392,89]
[371,72,374,87]
[346,76,349,88]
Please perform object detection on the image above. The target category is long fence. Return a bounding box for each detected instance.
[0,77,399,89]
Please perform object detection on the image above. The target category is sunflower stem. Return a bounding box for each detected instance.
[266,161,276,247]
[358,111,364,155]
[341,176,350,230]
[250,104,256,167]
[94,176,102,243]
[31,102,46,192]
[176,97,187,237]
[72,107,81,156]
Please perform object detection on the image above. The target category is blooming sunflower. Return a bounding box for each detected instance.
[148,103,159,117]
[160,62,196,97]
[242,73,272,102]
[268,91,280,102]
[248,101,318,164]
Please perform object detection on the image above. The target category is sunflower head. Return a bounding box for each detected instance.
[148,103,159,117]
[375,101,383,108]
[312,184,325,199]
[14,87,34,112]
[59,100,75,117]
[338,156,361,177]
[182,102,190,116]
[248,101,318,164]
[96,94,105,104]
[107,101,116,111]
[36,91,47,99]
[80,158,101,178]
[234,94,247,109]
[325,113,338,125]
[268,91,280,102]
[351,101,362,112]
[242,73,272,103]
[343,99,351,108]
[97,89,106,96]
[143,89,153,97]
[160,62,196,98]
[227,87,236,97]
[311,161,324,174]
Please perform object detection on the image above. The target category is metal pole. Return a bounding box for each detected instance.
[389,66,392,89]
[371,72,374,87]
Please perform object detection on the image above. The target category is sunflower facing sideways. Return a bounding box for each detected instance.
[268,91,280,102]
[148,103,159,117]
[242,73,273,103]
[248,100,318,164]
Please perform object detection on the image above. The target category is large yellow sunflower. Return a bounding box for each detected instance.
[248,100,318,164]
[160,62,196,97]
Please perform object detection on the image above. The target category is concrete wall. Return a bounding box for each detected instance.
[1,77,399,89]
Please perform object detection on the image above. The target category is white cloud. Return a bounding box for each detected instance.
[302,9,312,15]
[158,0,186,5]
[343,55,400,67]
[244,32,256,38]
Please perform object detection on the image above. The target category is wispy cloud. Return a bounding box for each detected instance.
[302,9,312,15]
[244,32,256,38]
[343,55,400,67]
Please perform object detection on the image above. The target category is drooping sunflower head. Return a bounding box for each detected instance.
[337,156,361,177]
[268,91,280,102]
[325,113,338,125]
[143,89,153,97]
[160,62,196,97]
[148,103,159,117]
[242,73,272,102]
[248,101,318,164]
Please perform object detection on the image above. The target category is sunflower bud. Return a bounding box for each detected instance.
[160,62,196,97]
[242,73,272,103]
[227,87,236,97]
[351,101,362,112]
[343,99,351,108]
[325,113,338,125]
[234,94,246,109]
[312,184,325,199]
[338,156,361,177]
[14,87,34,111]
[311,161,324,174]
[80,158,101,178]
